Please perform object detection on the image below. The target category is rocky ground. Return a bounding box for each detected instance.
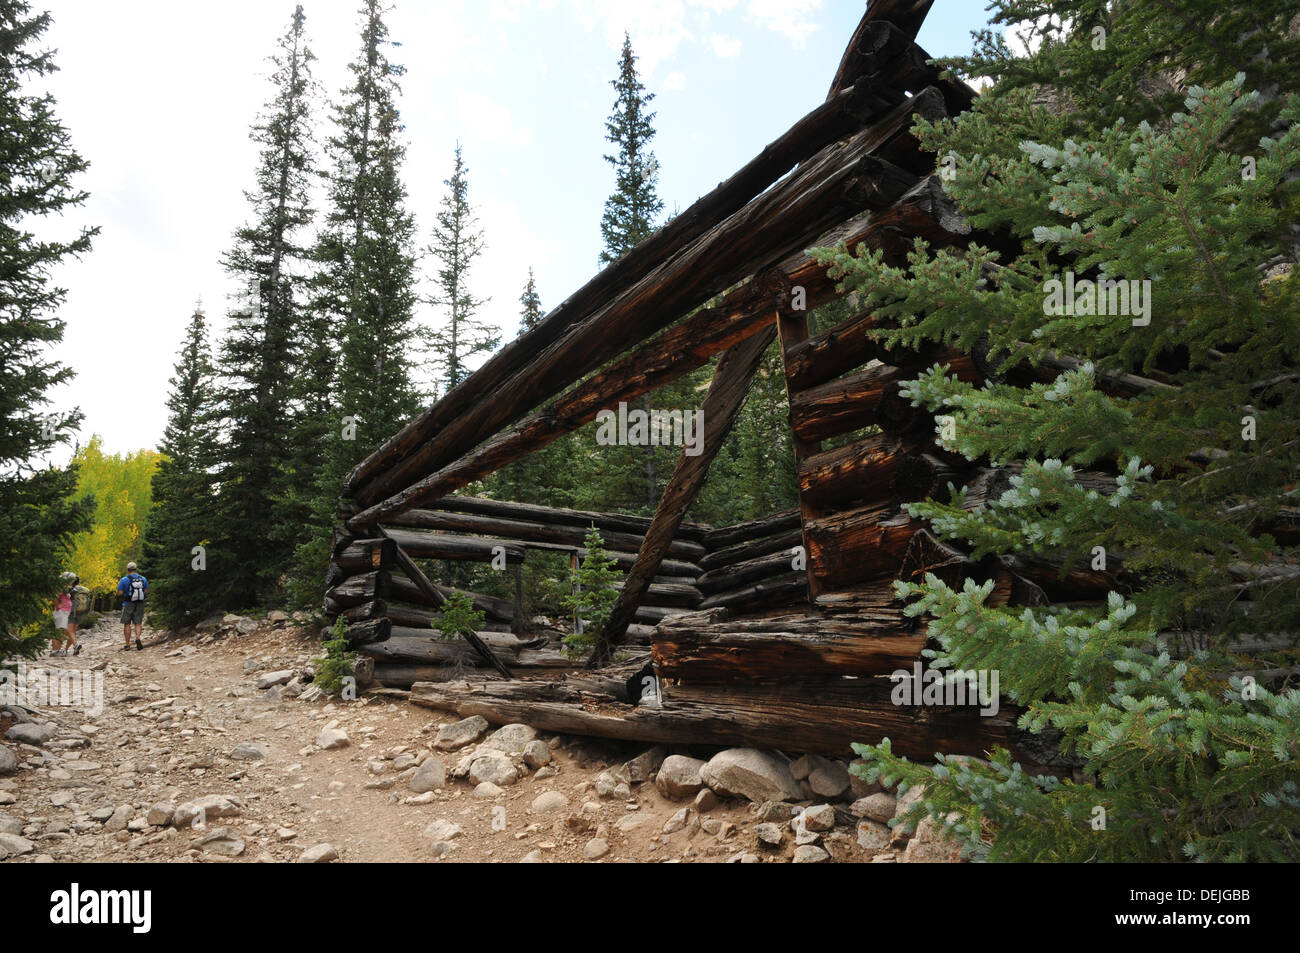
[0,613,964,863]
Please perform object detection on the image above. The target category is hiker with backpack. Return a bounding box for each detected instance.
[116,561,148,651]
[50,572,73,656]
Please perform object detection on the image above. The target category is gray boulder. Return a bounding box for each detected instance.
[434,715,489,751]
[481,723,536,754]
[5,723,54,746]
[655,755,706,800]
[0,746,17,776]
[409,756,447,794]
[700,748,801,803]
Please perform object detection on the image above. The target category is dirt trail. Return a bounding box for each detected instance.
[0,616,939,863]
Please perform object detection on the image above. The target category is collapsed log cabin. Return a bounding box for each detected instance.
[322,0,1098,772]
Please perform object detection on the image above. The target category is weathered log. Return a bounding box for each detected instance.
[798,433,899,512]
[899,529,971,586]
[804,502,917,590]
[382,528,526,564]
[698,528,805,572]
[325,571,391,610]
[697,551,802,595]
[345,618,391,648]
[789,362,909,444]
[653,607,923,682]
[783,306,887,391]
[331,537,397,572]
[701,509,802,550]
[344,71,914,498]
[426,495,711,542]
[594,327,777,662]
[408,673,1035,764]
[382,601,514,633]
[613,580,703,609]
[387,509,704,561]
[340,600,388,624]
[697,573,809,612]
[893,452,965,503]
[349,94,943,525]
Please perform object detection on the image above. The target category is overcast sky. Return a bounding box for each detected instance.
[33,0,991,462]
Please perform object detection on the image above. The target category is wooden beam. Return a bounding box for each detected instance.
[424,495,712,542]
[589,324,779,666]
[347,92,943,522]
[379,528,513,678]
[341,73,912,498]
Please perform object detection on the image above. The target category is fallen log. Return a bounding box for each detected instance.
[697,551,802,595]
[701,509,802,550]
[408,673,1036,764]
[382,528,526,564]
[697,573,809,612]
[805,502,918,590]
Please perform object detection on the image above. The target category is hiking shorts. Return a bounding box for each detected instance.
[52,610,70,630]
[120,602,146,625]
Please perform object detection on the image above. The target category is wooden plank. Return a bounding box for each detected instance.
[701,509,802,550]
[381,528,526,563]
[590,325,779,664]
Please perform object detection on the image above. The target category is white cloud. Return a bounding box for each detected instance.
[456,92,535,147]
[711,34,742,57]
[746,0,822,49]
[663,70,687,91]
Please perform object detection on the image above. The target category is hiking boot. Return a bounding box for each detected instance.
[135,637,143,651]
[73,645,82,656]
[120,645,131,652]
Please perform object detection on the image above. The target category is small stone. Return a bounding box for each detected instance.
[583,837,610,860]
[693,788,719,812]
[428,841,454,859]
[473,781,504,800]
[520,849,544,863]
[754,823,784,847]
[315,727,349,750]
[421,819,463,842]
[755,800,796,823]
[662,807,692,835]
[655,755,707,800]
[297,843,339,863]
[278,828,297,841]
[409,756,447,794]
[614,813,647,833]
[851,792,897,823]
[481,723,536,755]
[172,794,242,828]
[793,844,830,863]
[856,819,891,850]
[808,759,852,799]
[622,744,667,784]
[230,743,268,762]
[197,826,245,857]
[0,832,36,858]
[467,750,519,788]
[522,740,551,768]
[0,746,17,776]
[434,715,489,751]
[5,723,54,746]
[104,804,133,832]
[255,670,295,690]
[534,765,558,780]
[146,803,175,826]
[530,791,569,814]
[901,813,964,863]
[803,804,836,832]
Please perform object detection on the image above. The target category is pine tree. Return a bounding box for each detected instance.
[816,2,1300,861]
[291,0,422,603]
[143,307,225,627]
[594,33,687,512]
[214,3,318,607]
[518,267,542,336]
[0,1,96,658]
[428,144,498,392]
[561,527,623,656]
[600,33,663,266]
